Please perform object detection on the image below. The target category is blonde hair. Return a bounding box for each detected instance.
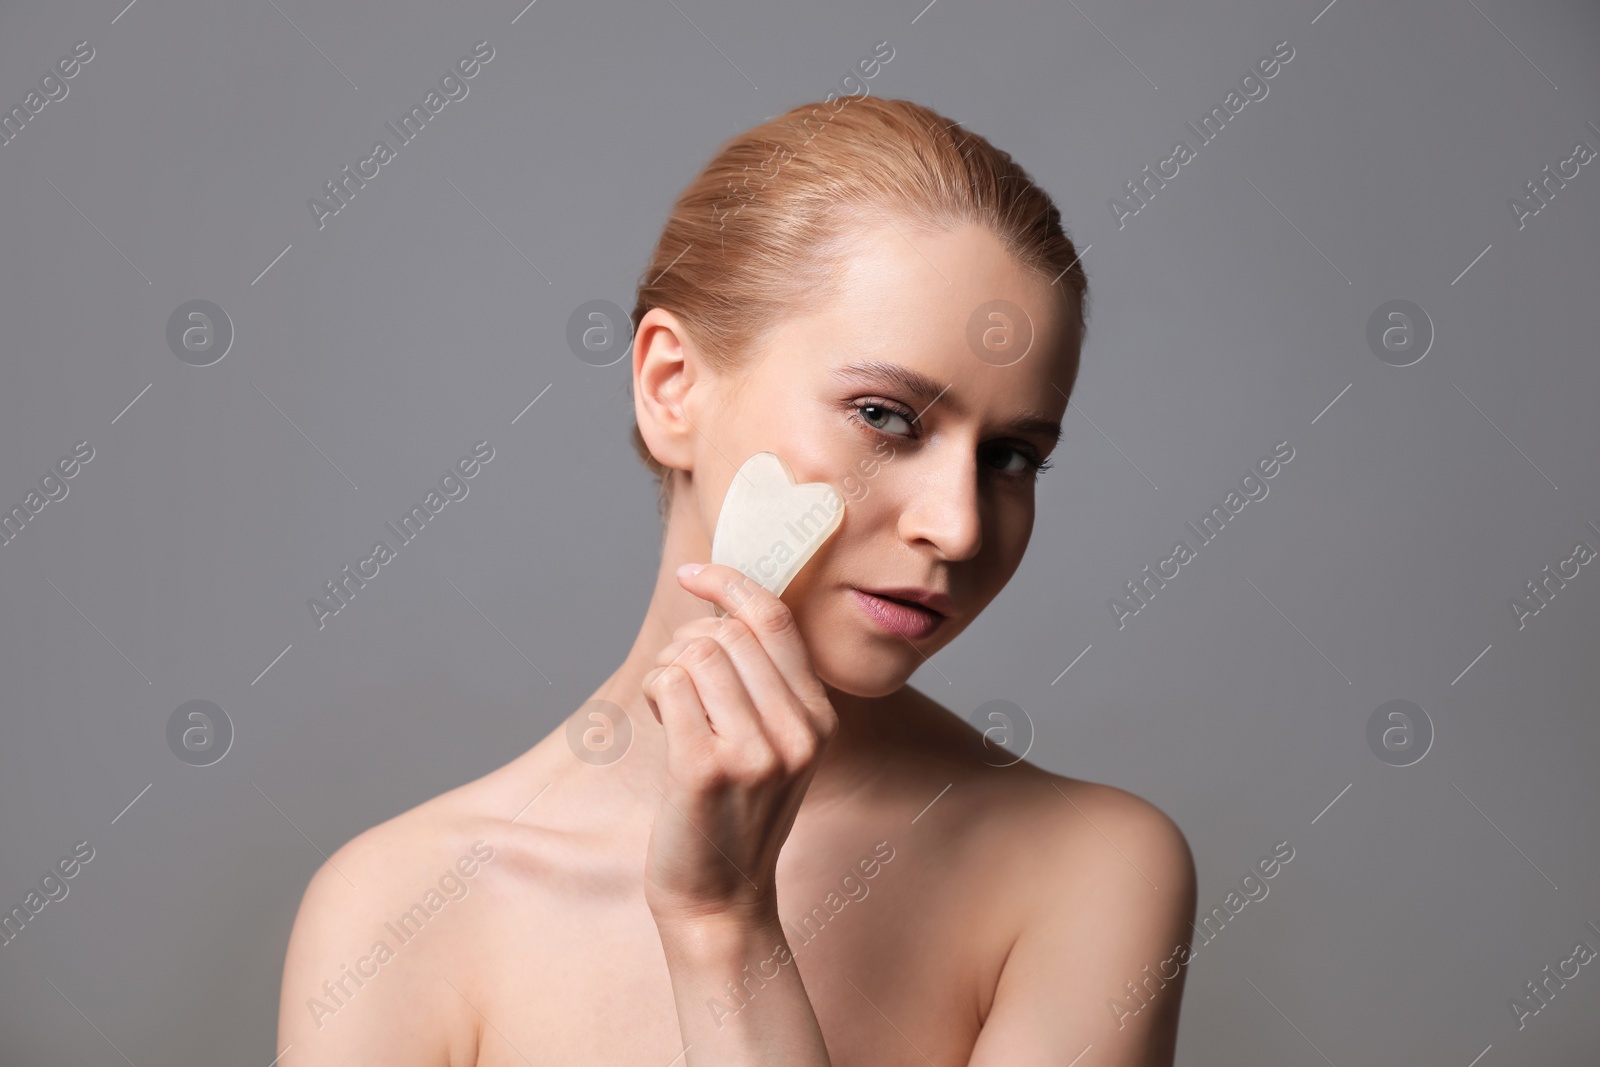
[629,94,1089,514]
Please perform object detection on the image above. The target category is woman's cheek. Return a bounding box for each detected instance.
[781,434,848,491]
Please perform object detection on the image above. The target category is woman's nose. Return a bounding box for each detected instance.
[896,444,982,561]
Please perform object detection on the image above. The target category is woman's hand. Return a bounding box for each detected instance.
[641,562,840,931]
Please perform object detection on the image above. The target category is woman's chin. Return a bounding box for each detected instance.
[811,645,920,698]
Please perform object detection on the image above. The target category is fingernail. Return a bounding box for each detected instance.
[677,562,705,580]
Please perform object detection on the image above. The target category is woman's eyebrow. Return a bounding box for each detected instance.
[830,360,1062,443]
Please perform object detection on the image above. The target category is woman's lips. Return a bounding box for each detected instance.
[849,587,946,640]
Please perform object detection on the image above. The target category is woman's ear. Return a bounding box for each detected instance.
[633,307,698,476]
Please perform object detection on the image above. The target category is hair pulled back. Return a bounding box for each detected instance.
[630,95,1089,513]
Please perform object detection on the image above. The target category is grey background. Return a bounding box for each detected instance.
[1,0,1597,1063]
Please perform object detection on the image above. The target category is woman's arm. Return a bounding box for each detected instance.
[654,913,832,1065]
[641,562,841,1066]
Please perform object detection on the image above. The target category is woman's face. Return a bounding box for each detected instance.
[672,221,1080,697]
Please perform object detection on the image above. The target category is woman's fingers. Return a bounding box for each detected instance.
[675,564,836,738]
[641,663,712,743]
[657,618,821,766]
[639,565,843,926]
[647,635,767,750]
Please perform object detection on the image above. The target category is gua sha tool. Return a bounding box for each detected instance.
[708,451,845,617]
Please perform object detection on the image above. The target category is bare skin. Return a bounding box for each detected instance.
[277,220,1198,1066]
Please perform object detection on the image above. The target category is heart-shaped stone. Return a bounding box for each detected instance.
[710,451,845,607]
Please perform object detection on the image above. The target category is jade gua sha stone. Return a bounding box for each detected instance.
[708,451,845,618]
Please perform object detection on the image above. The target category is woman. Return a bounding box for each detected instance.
[278,95,1197,1066]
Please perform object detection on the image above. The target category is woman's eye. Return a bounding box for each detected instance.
[989,449,1026,473]
[854,402,915,437]
[850,400,1053,480]
[983,446,1028,474]
[983,443,1054,479]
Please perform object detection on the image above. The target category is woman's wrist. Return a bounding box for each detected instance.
[653,905,786,965]
[652,902,830,1065]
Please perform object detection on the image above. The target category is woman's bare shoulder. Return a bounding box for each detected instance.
[999,768,1196,949]
[897,685,1195,889]
[276,746,567,1063]
[306,747,534,876]
[1030,774,1196,893]
[888,687,1197,1046]
[912,742,1197,1062]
